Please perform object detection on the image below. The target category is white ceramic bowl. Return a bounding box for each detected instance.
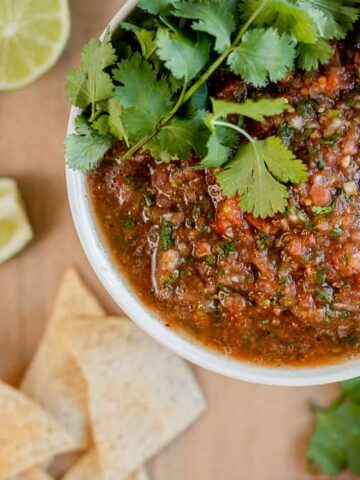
[66,0,360,386]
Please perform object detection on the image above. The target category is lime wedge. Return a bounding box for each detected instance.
[0,0,70,91]
[0,178,33,264]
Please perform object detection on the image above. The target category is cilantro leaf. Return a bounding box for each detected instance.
[228,28,296,87]
[312,205,333,215]
[167,75,184,93]
[64,116,113,172]
[218,143,289,218]
[201,132,231,168]
[239,0,319,43]
[217,136,307,218]
[91,115,110,135]
[197,127,238,168]
[308,402,360,476]
[145,139,173,163]
[159,221,175,251]
[66,32,116,113]
[155,110,208,160]
[199,97,290,168]
[121,22,156,59]
[156,29,211,81]
[210,97,291,122]
[172,1,236,53]
[260,136,308,183]
[188,82,209,115]
[112,53,172,141]
[138,0,174,15]
[297,38,333,70]
[299,0,360,40]
[108,98,129,147]
[65,69,88,108]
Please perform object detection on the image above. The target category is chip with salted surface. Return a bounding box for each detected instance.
[20,268,105,449]
[0,382,74,480]
[62,451,149,480]
[66,317,206,480]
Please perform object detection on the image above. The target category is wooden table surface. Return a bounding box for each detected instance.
[0,1,352,479]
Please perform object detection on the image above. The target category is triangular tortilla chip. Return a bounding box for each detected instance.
[66,317,206,480]
[21,268,105,450]
[62,451,149,480]
[0,381,74,480]
[12,468,54,480]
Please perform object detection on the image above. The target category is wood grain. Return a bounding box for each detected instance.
[0,1,352,479]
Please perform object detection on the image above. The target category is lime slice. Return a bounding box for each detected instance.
[0,0,70,91]
[0,178,33,264]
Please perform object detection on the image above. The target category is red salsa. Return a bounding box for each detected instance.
[88,42,360,366]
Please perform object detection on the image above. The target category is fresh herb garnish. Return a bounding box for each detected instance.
[312,205,334,215]
[217,133,308,218]
[255,232,273,250]
[218,240,236,258]
[227,28,296,87]
[308,377,360,476]
[204,255,217,266]
[295,99,317,118]
[172,1,237,54]
[330,225,343,238]
[64,0,360,218]
[64,117,113,172]
[159,221,175,251]
[163,271,179,289]
[297,39,333,71]
[196,98,308,218]
[66,31,117,118]
[143,190,155,207]
[316,287,333,305]
[279,123,294,144]
[323,131,343,146]
[314,267,327,285]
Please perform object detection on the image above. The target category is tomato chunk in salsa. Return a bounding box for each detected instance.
[88,42,360,366]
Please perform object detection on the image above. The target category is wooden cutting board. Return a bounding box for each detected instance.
[0,1,351,479]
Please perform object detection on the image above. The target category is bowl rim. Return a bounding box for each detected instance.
[66,0,360,387]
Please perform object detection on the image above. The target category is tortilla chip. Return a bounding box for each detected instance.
[62,451,149,480]
[12,468,54,480]
[21,268,105,450]
[67,317,206,480]
[0,382,74,480]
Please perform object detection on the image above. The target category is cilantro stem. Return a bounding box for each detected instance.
[160,79,188,127]
[89,108,102,123]
[212,120,255,145]
[145,44,157,59]
[213,119,263,181]
[121,132,156,161]
[122,0,270,159]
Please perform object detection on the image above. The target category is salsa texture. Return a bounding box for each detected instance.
[88,42,360,366]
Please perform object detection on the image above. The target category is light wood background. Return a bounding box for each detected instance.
[0,1,354,479]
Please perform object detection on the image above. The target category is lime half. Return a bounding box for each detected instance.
[0,178,33,264]
[0,0,70,91]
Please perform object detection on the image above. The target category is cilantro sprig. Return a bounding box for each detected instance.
[308,377,360,476]
[197,98,307,217]
[64,0,359,218]
[240,0,360,69]
[66,31,117,119]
